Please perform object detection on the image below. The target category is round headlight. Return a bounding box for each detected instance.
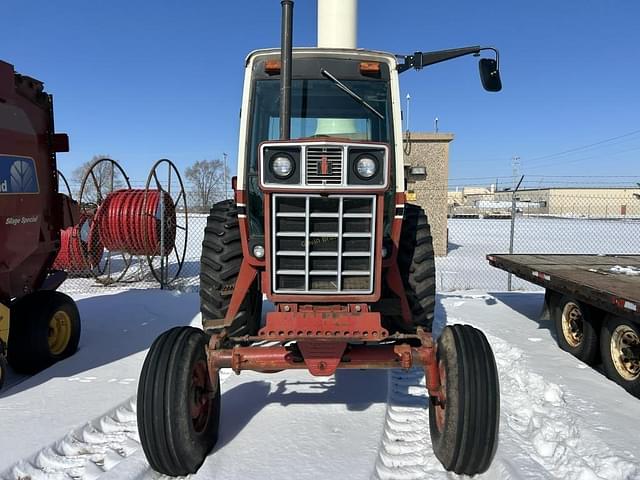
[253,245,265,259]
[271,155,294,178]
[355,156,377,179]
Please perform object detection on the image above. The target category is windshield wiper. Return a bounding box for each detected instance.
[320,69,384,120]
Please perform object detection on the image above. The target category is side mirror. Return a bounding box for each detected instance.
[479,58,502,92]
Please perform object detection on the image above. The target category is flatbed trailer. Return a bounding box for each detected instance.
[488,254,640,398]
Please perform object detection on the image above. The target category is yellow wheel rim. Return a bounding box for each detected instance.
[48,310,72,355]
[561,302,583,348]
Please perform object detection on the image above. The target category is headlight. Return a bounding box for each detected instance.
[271,154,294,178]
[355,156,377,179]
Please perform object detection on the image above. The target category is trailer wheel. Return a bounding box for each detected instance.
[138,326,220,476]
[552,295,600,365]
[7,291,81,374]
[388,203,435,332]
[429,324,499,475]
[600,316,640,397]
[200,200,261,337]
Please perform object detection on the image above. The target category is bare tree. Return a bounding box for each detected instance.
[72,155,125,203]
[185,159,226,211]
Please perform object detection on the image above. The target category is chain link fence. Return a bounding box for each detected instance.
[55,181,639,295]
[440,188,640,291]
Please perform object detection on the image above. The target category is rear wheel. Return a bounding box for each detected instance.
[386,203,436,332]
[200,200,261,337]
[600,316,640,398]
[551,295,600,365]
[429,324,499,475]
[138,326,220,476]
[8,291,81,374]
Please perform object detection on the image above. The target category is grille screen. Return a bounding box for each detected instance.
[272,194,375,294]
[306,147,343,185]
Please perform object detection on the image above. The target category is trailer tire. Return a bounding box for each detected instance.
[138,326,220,476]
[389,203,436,332]
[7,291,81,374]
[200,200,261,337]
[552,295,600,365]
[429,324,499,475]
[600,316,640,398]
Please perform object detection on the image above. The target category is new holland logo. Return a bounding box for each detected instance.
[0,156,39,194]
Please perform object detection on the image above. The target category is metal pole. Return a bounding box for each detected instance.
[280,0,294,140]
[507,175,524,291]
[223,152,228,200]
[159,195,166,289]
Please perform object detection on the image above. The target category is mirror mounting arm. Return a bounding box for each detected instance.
[397,45,499,73]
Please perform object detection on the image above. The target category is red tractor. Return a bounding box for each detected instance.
[138,0,502,475]
[0,60,81,386]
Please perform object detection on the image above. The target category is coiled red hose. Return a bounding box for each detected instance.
[95,189,176,255]
[53,215,103,272]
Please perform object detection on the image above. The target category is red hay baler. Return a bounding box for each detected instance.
[0,60,81,386]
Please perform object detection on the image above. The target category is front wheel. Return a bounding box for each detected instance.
[138,327,220,476]
[429,324,500,475]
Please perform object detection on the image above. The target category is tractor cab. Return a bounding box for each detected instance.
[238,48,402,299]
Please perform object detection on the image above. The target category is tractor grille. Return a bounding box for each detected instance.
[305,146,343,185]
[272,194,376,294]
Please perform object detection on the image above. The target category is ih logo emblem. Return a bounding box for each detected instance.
[320,156,330,175]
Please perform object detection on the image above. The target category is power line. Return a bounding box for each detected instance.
[523,128,640,165]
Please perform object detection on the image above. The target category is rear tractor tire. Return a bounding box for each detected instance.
[200,200,262,337]
[7,290,81,374]
[386,203,436,333]
[429,324,500,475]
[600,316,640,398]
[551,295,600,365]
[138,326,220,476]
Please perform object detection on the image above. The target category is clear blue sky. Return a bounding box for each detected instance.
[2,0,639,188]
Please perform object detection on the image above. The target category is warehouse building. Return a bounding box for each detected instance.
[460,187,640,218]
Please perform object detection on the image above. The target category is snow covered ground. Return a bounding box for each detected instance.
[2,290,640,480]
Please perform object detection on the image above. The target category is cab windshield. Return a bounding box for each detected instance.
[246,78,393,235]
[247,78,392,175]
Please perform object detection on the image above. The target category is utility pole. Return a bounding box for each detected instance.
[511,155,521,190]
[434,116,439,133]
[223,152,229,199]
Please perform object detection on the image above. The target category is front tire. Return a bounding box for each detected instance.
[600,316,640,398]
[551,295,600,365]
[7,291,81,374]
[429,324,500,475]
[200,200,261,337]
[138,327,220,476]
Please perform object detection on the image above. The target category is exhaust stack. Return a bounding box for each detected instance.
[280,0,293,140]
[317,0,357,48]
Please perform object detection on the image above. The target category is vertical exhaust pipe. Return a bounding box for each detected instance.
[280,0,293,140]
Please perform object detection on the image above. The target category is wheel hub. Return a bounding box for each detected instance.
[48,310,72,355]
[191,360,213,433]
[434,360,447,433]
[611,325,640,381]
[561,302,583,348]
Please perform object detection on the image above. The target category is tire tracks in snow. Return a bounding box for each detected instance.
[1,370,232,480]
[373,331,640,480]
